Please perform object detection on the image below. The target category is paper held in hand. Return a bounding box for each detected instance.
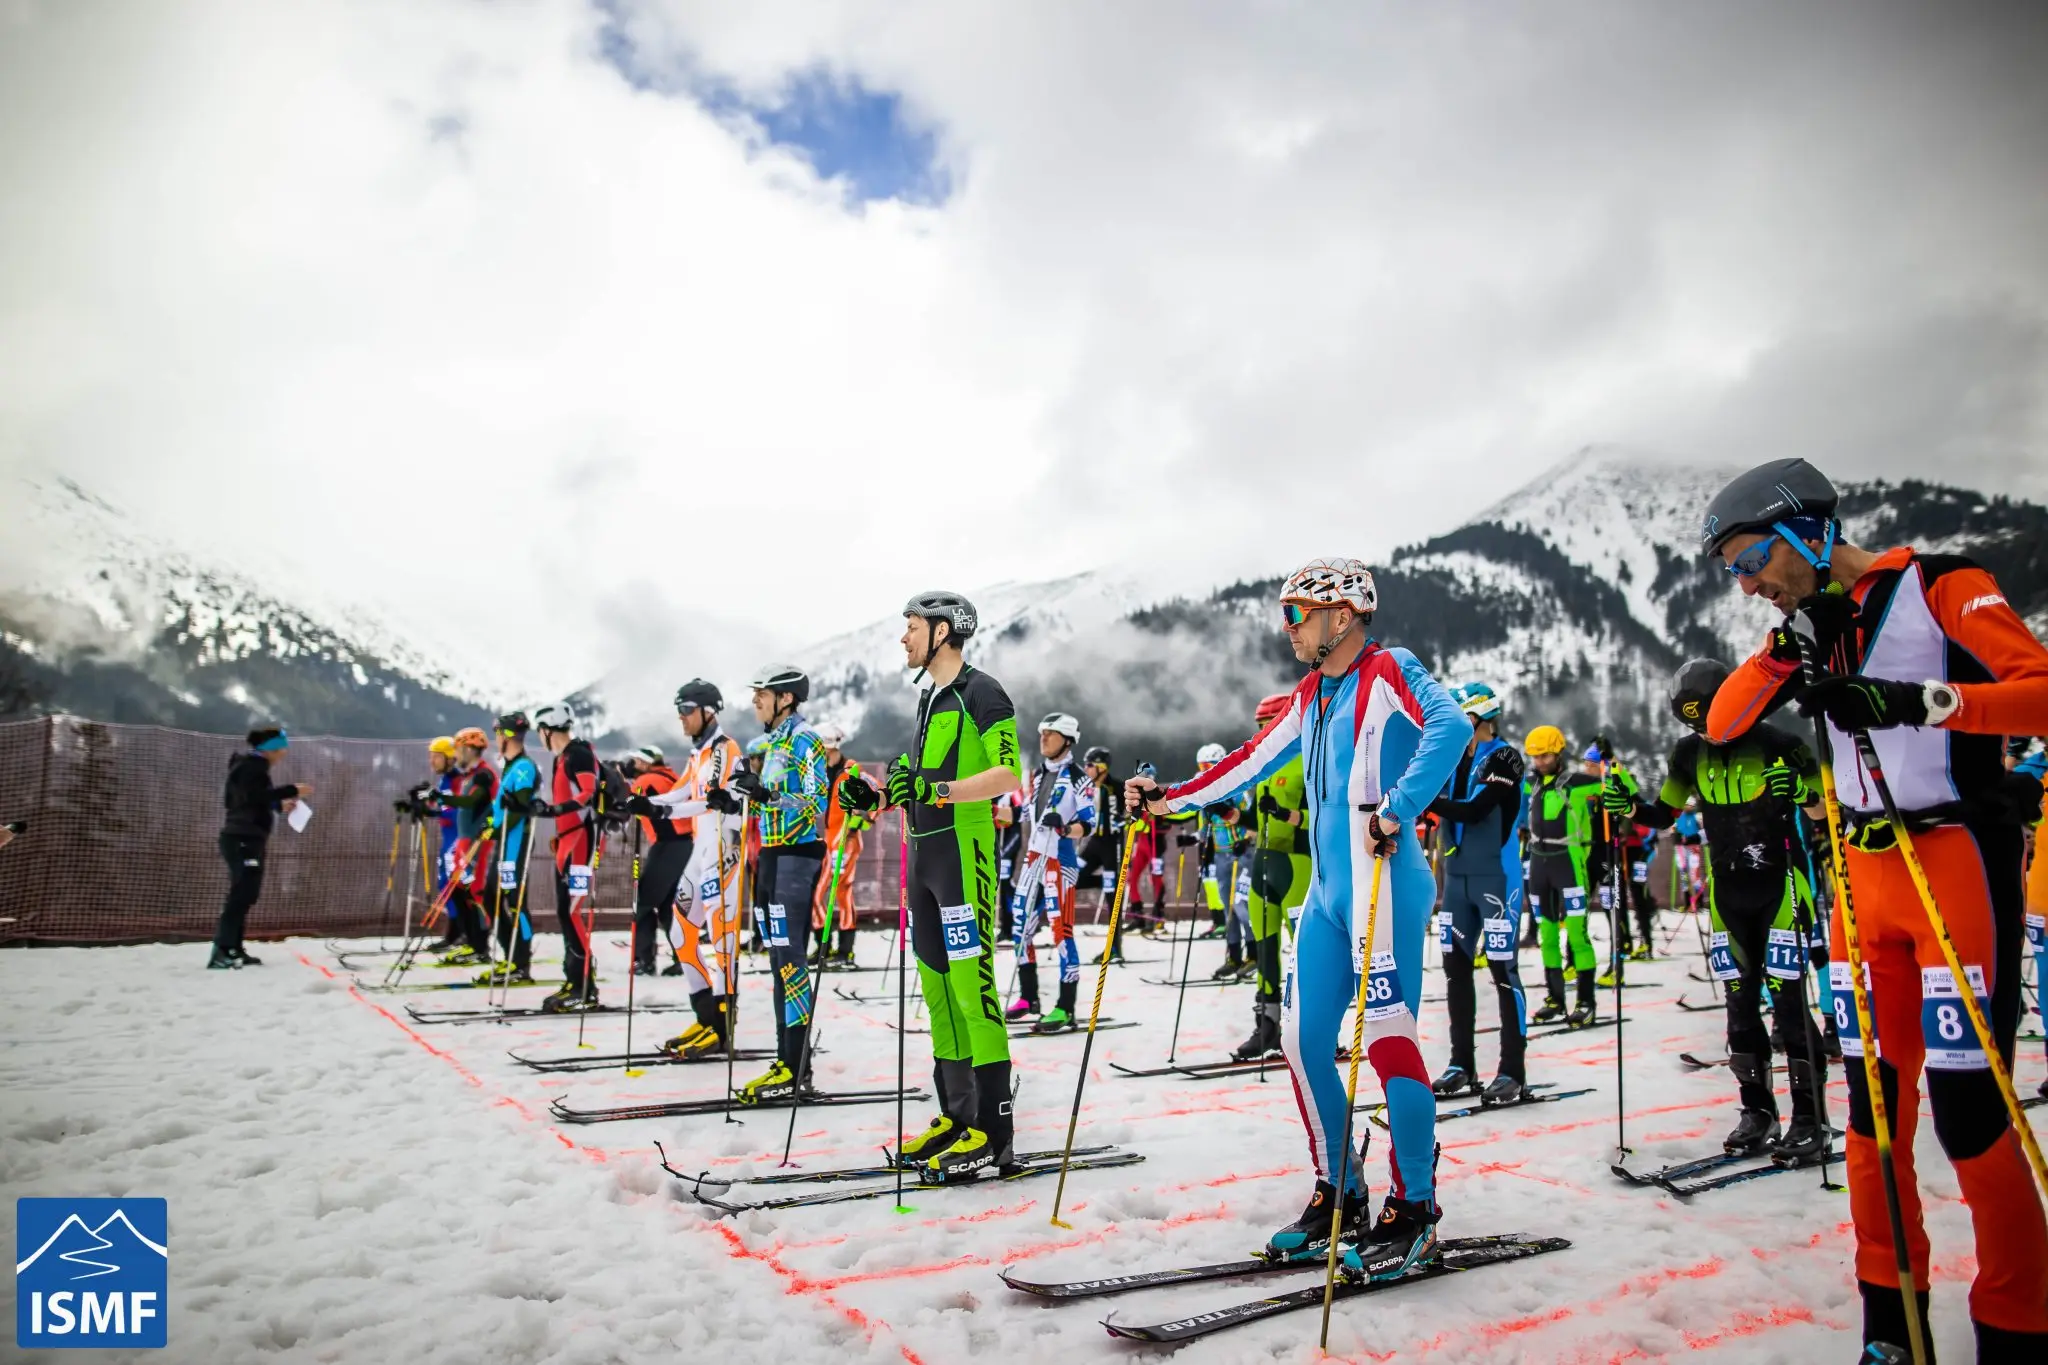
[287,801,313,833]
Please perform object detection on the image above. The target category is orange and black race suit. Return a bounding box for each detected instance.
[548,739,601,992]
[1708,547,2048,1337]
[630,764,691,973]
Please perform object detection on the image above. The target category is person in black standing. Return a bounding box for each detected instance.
[212,726,310,970]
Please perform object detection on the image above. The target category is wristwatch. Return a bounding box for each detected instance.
[934,781,952,805]
[1922,681,1960,725]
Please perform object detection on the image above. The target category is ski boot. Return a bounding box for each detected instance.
[437,944,485,967]
[1004,996,1037,1021]
[230,948,263,967]
[206,949,240,970]
[540,984,601,1014]
[1628,942,1652,962]
[1860,1282,1931,1365]
[919,1126,995,1184]
[662,1023,723,1060]
[1430,1064,1478,1099]
[1262,1180,1366,1263]
[1231,1003,1282,1062]
[1725,1053,1780,1153]
[1034,1005,1075,1032]
[1211,953,1245,982]
[895,1114,958,1168]
[1007,963,1040,1020]
[472,964,533,987]
[1348,1194,1442,1280]
[660,961,684,977]
[1595,963,1621,989]
[1481,1074,1524,1106]
[1531,967,1568,1024]
[1723,1109,1780,1154]
[1770,1059,1829,1164]
[736,1059,800,1106]
[1565,972,1598,1027]
[632,960,657,977]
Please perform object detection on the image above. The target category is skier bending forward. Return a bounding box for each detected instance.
[1128,558,1465,1277]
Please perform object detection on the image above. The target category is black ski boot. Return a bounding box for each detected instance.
[1771,1059,1830,1164]
[1566,971,1598,1027]
[1724,1053,1780,1153]
[1232,1002,1282,1062]
[1210,952,1245,981]
[1531,967,1568,1025]
[1349,1194,1442,1280]
[230,948,263,966]
[1430,1064,1478,1099]
[1482,1074,1524,1106]
[207,949,240,970]
[1860,1281,1934,1365]
[1263,1180,1366,1262]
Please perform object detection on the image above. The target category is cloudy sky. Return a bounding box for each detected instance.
[3,0,2044,701]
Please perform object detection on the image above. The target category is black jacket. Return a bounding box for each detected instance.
[222,751,299,839]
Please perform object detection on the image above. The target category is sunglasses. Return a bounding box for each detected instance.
[1281,602,1320,628]
[1724,532,1782,579]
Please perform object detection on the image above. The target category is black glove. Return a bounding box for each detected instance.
[729,770,769,803]
[1174,831,1198,848]
[706,786,742,815]
[1791,591,1860,660]
[885,761,935,808]
[624,792,658,819]
[1366,811,1399,859]
[528,799,560,818]
[1765,624,1803,668]
[1037,806,1064,830]
[392,795,418,815]
[1599,777,1634,816]
[1763,763,1801,799]
[1258,791,1284,819]
[1797,675,1933,732]
[837,776,881,814]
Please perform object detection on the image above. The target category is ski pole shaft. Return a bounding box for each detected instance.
[1784,821,1837,1191]
[1601,787,1625,1153]
[727,810,752,1124]
[575,829,606,1049]
[894,814,912,1214]
[623,828,642,1072]
[1050,825,1140,1228]
[1167,839,1195,1063]
[782,843,849,1165]
[1320,846,1387,1350]
[376,814,402,944]
[498,818,536,1010]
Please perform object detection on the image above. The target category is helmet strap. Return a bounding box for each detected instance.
[1772,518,1835,576]
[1310,611,1358,669]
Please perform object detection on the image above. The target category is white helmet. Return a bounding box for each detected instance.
[1038,712,1081,742]
[1196,742,1228,766]
[532,702,575,733]
[1279,557,1377,615]
[814,722,847,749]
[632,744,664,767]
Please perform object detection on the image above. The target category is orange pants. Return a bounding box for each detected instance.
[812,831,861,931]
[1835,822,2046,1334]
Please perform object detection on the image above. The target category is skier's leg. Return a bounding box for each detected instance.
[768,849,823,1073]
[1438,876,1480,1080]
[1481,879,1527,1083]
[1281,890,1361,1191]
[1365,845,1439,1204]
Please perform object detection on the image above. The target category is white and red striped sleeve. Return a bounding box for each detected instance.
[1156,685,1307,815]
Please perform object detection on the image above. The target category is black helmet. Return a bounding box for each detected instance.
[673,678,723,712]
[494,711,530,737]
[746,664,809,705]
[903,589,978,642]
[1670,658,1730,732]
[1083,745,1111,768]
[1699,458,1839,558]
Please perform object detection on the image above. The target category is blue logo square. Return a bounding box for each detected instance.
[16,1198,168,1349]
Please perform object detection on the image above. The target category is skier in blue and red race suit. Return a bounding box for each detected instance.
[1128,557,1466,1278]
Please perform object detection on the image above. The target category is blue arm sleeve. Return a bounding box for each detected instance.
[1382,649,1469,827]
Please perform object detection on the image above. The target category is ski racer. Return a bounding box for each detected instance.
[1234,692,1309,1061]
[420,736,460,951]
[427,726,499,968]
[1077,747,1129,963]
[620,745,690,976]
[487,713,539,982]
[526,704,604,1012]
[1522,725,1600,1025]
[1006,712,1093,1029]
[812,723,869,968]
[729,666,830,1101]
[1426,682,1529,1103]
[1612,659,1830,1160]
[839,590,1024,1181]
[1193,743,1254,974]
[1128,558,1466,1276]
[1702,456,2048,1357]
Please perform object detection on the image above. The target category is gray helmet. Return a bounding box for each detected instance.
[746,664,809,705]
[903,589,978,642]
[673,678,723,712]
[1699,458,1839,558]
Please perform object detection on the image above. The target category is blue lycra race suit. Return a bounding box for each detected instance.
[1156,643,1465,1201]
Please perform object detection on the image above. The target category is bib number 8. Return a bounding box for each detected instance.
[1919,964,1988,1071]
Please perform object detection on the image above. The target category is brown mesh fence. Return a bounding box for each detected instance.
[0,716,910,946]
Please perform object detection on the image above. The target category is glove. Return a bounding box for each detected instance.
[1257,791,1284,819]
[885,761,935,808]
[704,786,741,815]
[837,775,881,814]
[1791,591,1860,657]
[392,795,417,814]
[1600,777,1634,816]
[1366,811,1400,859]
[1763,763,1801,799]
[1797,675,1945,732]
[1174,831,1198,848]
[1037,807,1064,830]
[528,799,560,818]
[1765,624,1803,668]
[624,792,657,819]
[729,770,769,803]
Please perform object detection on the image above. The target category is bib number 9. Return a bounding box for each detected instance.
[1563,887,1587,920]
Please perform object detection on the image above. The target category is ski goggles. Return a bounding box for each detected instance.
[1280,601,1321,627]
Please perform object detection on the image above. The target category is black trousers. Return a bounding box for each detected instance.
[634,836,693,970]
[214,833,267,955]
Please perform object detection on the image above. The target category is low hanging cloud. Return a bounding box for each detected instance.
[3,0,2044,702]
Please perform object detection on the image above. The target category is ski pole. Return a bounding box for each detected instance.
[495,813,538,1011]
[780,842,849,1166]
[1782,812,1841,1193]
[574,824,609,1049]
[1842,731,2048,1202]
[1166,841,1197,1063]
[1600,770,1627,1155]
[893,812,914,1214]
[1790,622,1927,1365]
[374,813,403,945]
[726,807,752,1125]
[624,825,644,1075]
[1320,844,1388,1350]
[385,835,486,986]
[1050,825,1141,1228]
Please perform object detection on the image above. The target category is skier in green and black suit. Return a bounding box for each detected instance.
[1522,724,1602,1025]
[1607,658,1831,1161]
[1232,691,1309,1061]
[840,589,1024,1182]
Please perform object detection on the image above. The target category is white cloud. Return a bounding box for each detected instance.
[3,0,2044,706]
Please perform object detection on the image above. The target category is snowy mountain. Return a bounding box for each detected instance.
[805,448,2048,772]
[0,466,542,737]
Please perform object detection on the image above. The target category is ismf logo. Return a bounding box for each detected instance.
[16,1198,167,1348]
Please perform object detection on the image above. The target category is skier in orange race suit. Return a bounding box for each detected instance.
[1700,457,2048,1361]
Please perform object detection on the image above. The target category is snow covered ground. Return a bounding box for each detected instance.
[4,916,2042,1365]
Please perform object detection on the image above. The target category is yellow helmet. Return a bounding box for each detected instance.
[1523,725,1567,757]
[428,736,458,759]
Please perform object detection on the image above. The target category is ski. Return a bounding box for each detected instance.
[1373,1087,1591,1127]
[1111,1056,1288,1080]
[1011,1020,1141,1039]
[1524,1015,1629,1041]
[353,975,564,995]
[1004,1233,1542,1302]
[689,1151,1147,1214]
[1139,975,1241,990]
[2023,1094,2047,1111]
[661,1143,1121,1190]
[1678,1052,1728,1070]
[402,1001,692,1025]
[1099,1235,1572,1341]
[509,1046,776,1072]
[1612,1149,1767,1187]
[548,1086,927,1125]
[1657,1152,1834,1198]
[1675,995,1722,1012]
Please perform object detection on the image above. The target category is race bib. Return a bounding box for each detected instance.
[999,858,1013,880]
[1483,915,1515,958]
[1235,868,1253,898]
[1707,930,1738,981]
[765,903,789,948]
[1921,964,1990,1072]
[441,850,456,877]
[1563,887,1587,920]
[1830,961,1869,1059]
[1631,860,1648,884]
[1100,870,1116,892]
[1596,884,1615,911]
[700,875,721,904]
[2026,912,2045,951]
[940,903,981,961]
[567,864,592,897]
[1149,858,1164,877]
[1361,949,1404,1022]
[498,859,517,884]
[1764,927,1804,980]
[1436,911,1453,953]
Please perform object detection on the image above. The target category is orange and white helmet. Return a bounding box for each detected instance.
[453,726,489,752]
[1279,557,1377,615]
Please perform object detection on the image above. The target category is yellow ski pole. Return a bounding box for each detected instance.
[1050,824,1140,1228]
[1320,846,1387,1351]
